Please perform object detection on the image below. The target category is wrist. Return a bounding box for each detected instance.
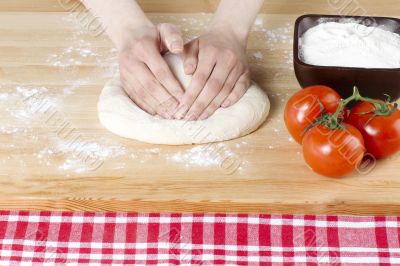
[208,22,250,47]
[113,19,155,51]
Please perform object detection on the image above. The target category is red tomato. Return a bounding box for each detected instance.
[302,123,365,177]
[346,101,400,159]
[284,85,343,143]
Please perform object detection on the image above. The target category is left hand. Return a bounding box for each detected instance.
[174,27,251,120]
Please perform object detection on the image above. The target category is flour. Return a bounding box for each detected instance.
[264,24,292,45]
[167,142,247,170]
[299,22,400,68]
[253,51,264,61]
[2,13,295,176]
[262,23,294,69]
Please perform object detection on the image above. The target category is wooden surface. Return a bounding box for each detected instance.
[0,1,399,215]
[2,0,400,15]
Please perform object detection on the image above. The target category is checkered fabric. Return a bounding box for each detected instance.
[0,211,399,265]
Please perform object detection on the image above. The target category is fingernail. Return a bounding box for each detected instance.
[221,100,230,108]
[164,112,172,120]
[174,104,189,119]
[184,64,194,73]
[185,112,197,121]
[173,112,183,120]
[171,41,183,52]
[198,113,208,120]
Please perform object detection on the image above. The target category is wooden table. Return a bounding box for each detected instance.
[0,0,399,215]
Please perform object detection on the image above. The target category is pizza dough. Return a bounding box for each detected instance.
[98,54,270,145]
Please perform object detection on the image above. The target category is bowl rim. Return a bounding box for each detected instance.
[293,14,400,72]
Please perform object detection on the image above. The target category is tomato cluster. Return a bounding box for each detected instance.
[284,85,400,177]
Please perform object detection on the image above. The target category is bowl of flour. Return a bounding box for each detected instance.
[293,14,400,101]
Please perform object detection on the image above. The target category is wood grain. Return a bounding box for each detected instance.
[0,1,399,214]
[1,0,400,16]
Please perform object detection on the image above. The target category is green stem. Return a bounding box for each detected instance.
[332,86,393,122]
[311,86,397,132]
[332,87,358,121]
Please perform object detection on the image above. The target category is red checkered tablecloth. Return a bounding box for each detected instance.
[0,211,399,265]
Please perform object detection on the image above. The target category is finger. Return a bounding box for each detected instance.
[120,75,156,116]
[183,39,199,75]
[198,66,242,120]
[121,59,169,116]
[132,63,179,118]
[221,71,251,108]
[121,65,161,113]
[144,51,184,101]
[185,61,234,120]
[158,23,183,54]
[174,49,217,119]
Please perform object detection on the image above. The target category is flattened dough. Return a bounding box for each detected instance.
[98,54,270,145]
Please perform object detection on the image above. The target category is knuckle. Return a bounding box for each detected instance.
[237,80,248,89]
[223,82,235,91]
[119,52,135,66]
[136,88,147,100]
[237,63,246,73]
[154,68,168,82]
[192,102,206,114]
[133,38,151,54]
[143,78,159,90]
[184,91,198,103]
[207,78,222,91]
[203,44,218,56]
[156,104,167,114]
[163,97,178,109]
[194,72,208,84]
[223,50,237,66]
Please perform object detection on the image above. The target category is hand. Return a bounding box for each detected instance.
[119,23,185,118]
[174,27,251,120]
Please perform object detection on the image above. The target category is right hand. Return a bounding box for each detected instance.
[118,23,185,118]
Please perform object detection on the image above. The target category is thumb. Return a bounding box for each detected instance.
[183,39,199,75]
[158,23,183,54]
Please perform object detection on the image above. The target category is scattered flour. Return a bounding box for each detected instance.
[254,16,264,27]
[262,23,294,69]
[253,51,264,61]
[168,144,234,168]
[0,14,297,176]
[265,24,292,46]
[167,141,248,173]
[50,13,119,95]
[35,139,130,173]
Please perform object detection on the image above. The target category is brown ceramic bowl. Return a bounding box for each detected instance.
[294,14,400,101]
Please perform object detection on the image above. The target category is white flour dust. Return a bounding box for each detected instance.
[264,23,294,68]
[253,51,264,61]
[0,14,299,176]
[50,13,119,95]
[168,144,232,168]
[265,24,292,45]
[167,141,249,173]
[36,139,128,173]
